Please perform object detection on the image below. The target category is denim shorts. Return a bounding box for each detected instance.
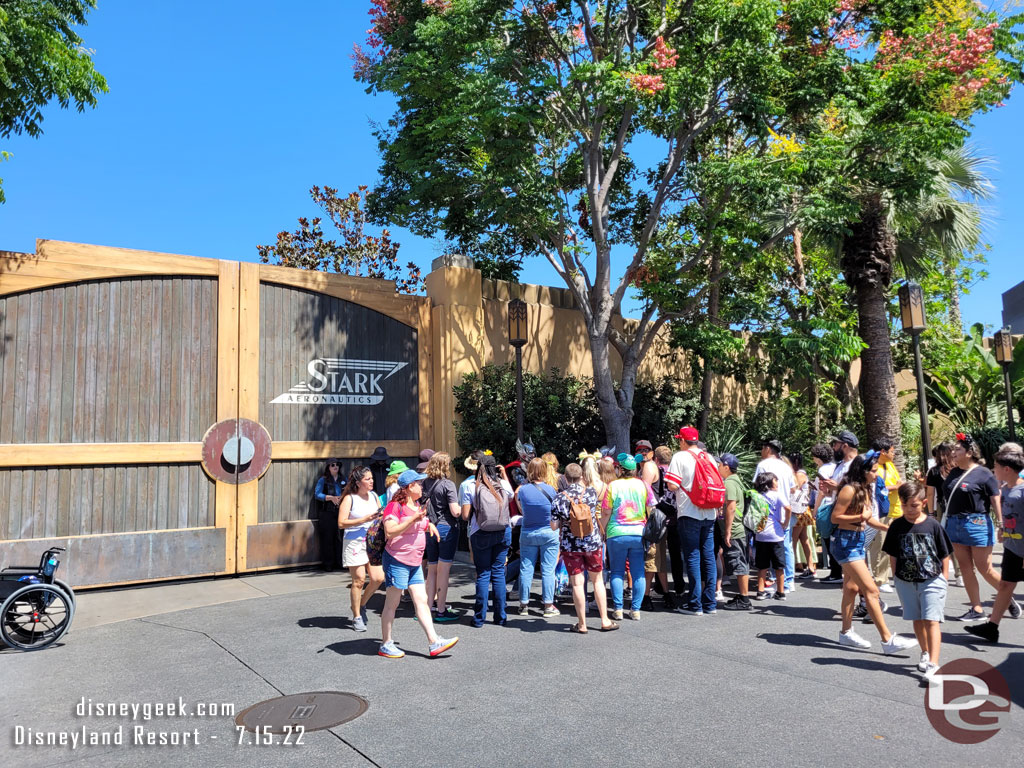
[831,528,866,564]
[425,521,459,564]
[894,575,947,622]
[382,550,424,590]
[945,514,995,547]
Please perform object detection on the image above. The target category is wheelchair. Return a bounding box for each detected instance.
[1,547,75,651]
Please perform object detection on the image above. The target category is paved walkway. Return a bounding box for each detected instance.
[3,566,1022,767]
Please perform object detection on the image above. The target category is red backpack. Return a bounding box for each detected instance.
[683,448,727,509]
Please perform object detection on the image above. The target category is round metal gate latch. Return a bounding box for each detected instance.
[235,691,369,733]
[223,435,256,466]
[201,418,272,483]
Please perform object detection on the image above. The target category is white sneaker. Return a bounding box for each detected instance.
[1009,599,1021,620]
[715,590,725,601]
[917,651,931,672]
[878,583,894,593]
[881,633,918,655]
[955,576,965,588]
[839,629,872,649]
[920,662,939,679]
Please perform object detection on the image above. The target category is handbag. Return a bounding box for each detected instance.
[642,507,668,548]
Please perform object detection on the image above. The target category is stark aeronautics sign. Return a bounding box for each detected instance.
[269,358,409,405]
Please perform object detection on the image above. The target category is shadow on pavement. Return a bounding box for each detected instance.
[810,656,919,678]
[322,638,439,659]
[754,605,838,621]
[757,632,837,650]
[298,616,351,630]
[995,651,1024,711]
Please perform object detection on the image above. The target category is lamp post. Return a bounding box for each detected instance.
[993,328,1017,441]
[898,281,931,471]
[508,297,528,442]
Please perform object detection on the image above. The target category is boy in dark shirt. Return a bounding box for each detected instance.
[882,481,953,679]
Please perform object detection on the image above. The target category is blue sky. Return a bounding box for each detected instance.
[1,0,1021,329]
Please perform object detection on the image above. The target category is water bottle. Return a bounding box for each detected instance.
[42,556,58,577]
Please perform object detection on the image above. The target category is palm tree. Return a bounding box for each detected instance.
[840,145,991,465]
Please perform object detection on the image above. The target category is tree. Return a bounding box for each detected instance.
[257,185,424,294]
[0,0,107,203]
[354,0,837,449]
[777,0,1021,464]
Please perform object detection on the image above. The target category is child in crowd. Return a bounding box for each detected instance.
[882,481,953,678]
[754,472,791,601]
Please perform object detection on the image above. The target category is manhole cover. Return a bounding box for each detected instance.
[235,691,368,733]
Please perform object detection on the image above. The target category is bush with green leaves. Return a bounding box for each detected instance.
[453,366,704,466]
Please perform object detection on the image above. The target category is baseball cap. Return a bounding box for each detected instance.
[836,430,859,448]
[397,469,428,488]
[762,438,783,454]
[387,460,409,475]
[719,453,739,472]
[634,440,653,451]
[418,449,436,463]
[675,426,699,442]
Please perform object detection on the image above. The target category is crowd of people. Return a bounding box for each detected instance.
[311,429,1023,673]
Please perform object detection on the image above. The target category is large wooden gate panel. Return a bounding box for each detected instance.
[0,241,433,584]
[0,242,229,586]
[234,267,431,573]
[0,278,217,443]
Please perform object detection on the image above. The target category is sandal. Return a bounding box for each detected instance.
[599,622,620,632]
[568,624,588,634]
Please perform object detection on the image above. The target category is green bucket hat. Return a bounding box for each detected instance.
[387,460,409,476]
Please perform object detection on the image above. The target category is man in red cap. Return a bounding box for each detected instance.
[665,426,719,615]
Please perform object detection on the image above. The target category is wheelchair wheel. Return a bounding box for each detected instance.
[52,579,76,610]
[1,584,74,651]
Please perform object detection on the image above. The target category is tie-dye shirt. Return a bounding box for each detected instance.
[602,478,654,539]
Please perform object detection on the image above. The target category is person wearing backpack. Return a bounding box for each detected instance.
[462,454,514,627]
[666,426,727,616]
[550,462,619,633]
[378,470,459,659]
[752,472,791,601]
[515,458,560,617]
[717,454,751,610]
[601,453,656,621]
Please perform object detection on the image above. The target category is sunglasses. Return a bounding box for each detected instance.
[329,463,339,467]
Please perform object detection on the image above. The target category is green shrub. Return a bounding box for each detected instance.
[452,365,702,464]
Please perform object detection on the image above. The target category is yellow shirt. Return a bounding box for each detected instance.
[879,461,902,518]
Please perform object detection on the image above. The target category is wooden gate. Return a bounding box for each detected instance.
[0,240,432,587]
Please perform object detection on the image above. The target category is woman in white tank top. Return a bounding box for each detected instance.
[338,466,385,631]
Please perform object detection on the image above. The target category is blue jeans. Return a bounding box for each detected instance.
[519,526,559,604]
[425,521,460,564]
[783,519,795,590]
[606,534,646,611]
[679,516,717,612]
[470,527,511,626]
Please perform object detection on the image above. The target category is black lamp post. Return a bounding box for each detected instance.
[898,281,931,471]
[508,297,528,442]
[993,328,1017,441]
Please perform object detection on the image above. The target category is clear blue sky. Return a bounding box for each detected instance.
[1,0,1021,329]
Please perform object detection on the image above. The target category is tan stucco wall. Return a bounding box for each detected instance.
[425,263,761,457]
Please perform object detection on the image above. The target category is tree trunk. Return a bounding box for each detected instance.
[697,250,722,434]
[853,278,902,462]
[590,333,632,452]
[842,198,904,473]
[944,257,963,332]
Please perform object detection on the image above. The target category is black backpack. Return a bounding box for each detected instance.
[655,467,678,520]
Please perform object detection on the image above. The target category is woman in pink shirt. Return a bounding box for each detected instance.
[379,469,459,659]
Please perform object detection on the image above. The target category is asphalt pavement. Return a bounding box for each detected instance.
[2,563,1022,768]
